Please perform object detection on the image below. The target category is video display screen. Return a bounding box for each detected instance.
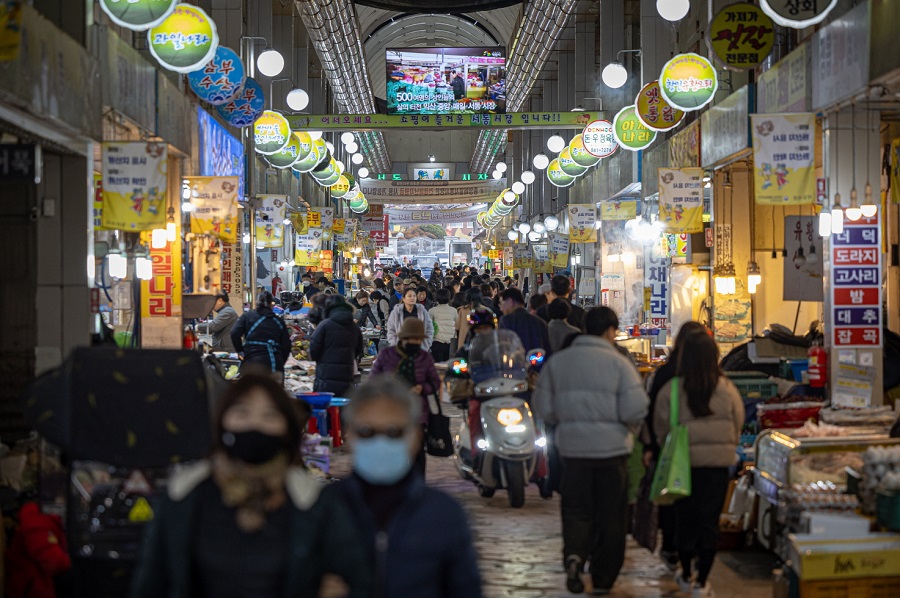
[385,47,506,115]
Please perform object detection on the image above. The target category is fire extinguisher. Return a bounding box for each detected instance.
[183,326,197,350]
[808,341,827,388]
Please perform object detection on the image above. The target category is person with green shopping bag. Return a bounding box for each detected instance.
[654,332,744,598]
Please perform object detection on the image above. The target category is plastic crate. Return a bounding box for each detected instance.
[726,371,779,400]
[877,492,900,532]
[799,576,900,598]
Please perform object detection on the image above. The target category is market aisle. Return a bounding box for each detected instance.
[329,418,774,598]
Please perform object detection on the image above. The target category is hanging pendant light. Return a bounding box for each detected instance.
[533,154,550,170]
[861,110,878,218]
[532,219,546,234]
[521,170,536,184]
[747,261,762,294]
[547,135,566,153]
[544,214,559,230]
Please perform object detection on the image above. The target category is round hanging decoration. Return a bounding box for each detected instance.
[148,5,219,74]
[349,196,368,211]
[342,184,361,202]
[317,170,342,187]
[99,0,178,31]
[310,158,338,182]
[311,138,330,166]
[569,134,601,168]
[659,53,718,112]
[708,3,775,70]
[635,80,685,131]
[188,46,246,106]
[267,132,304,169]
[292,134,322,173]
[331,175,352,199]
[558,146,588,177]
[216,77,264,128]
[350,198,369,214]
[760,0,838,29]
[476,211,488,228]
[253,111,291,155]
[547,159,576,188]
[581,120,618,158]
[613,106,657,151]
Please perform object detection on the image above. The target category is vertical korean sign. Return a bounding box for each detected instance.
[222,218,243,307]
[255,195,286,248]
[831,212,882,348]
[658,167,704,233]
[140,226,182,318]
[644,246,670,327]
[101,141,168,230]
[751,113,816,205]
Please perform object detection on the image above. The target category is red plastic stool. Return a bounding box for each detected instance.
[327,406,342,447]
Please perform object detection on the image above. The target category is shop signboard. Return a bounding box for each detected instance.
[286,111,603,131]
[600,198,637,221]
[148,5,218,74]
[139,223,182,318]
[503,246,514,270]
[360,179,505,205]
[253,110,292,155]
[99,0,178,31]
[891,138,900,204]
[662,233,690,259]
[186,176,239,243]
[331,174,352,199]
[669,120,701,168]
[613,106,656,151]
[0,143,38,182]
[708,3,775,70]
[548,232,569,268]
[783,216,824,301]
[700,85,750,168]
[547,159,576,187]
[216,78,265,128]
[751,113,815,205]
[760,0,838,29]
[659,53,718,112]
[658,168,704,234]
[188,46,245,106]
[811,2,869,111]
[569,134,602,168]
[532,243,549,272]
[635,81,684,132]
[0,2,22,61]
[644,247,669,327]
[581,120,617,158]
[757,44,809,114]
[100,141,167,231]
[567,204,597,243]
[514,246,533,269]
[254,195,286,249]
[831,212,882,349]
[221,218,243,306]
[558,147,587,177]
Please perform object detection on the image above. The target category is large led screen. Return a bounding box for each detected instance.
[386,47,506,114]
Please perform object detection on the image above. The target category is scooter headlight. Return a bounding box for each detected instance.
[496,408,523,427]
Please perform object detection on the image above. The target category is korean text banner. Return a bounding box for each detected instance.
[751,113,816,205]
[186,176,239,243]
[658,168,704,234]
[513,246,533,269]
[139,224,182,319]
[548,232,570,268]
[286,111,603,131]
[600,199,637,221]
[101,141,168,231]
[295,231,321,267]
[532,244,549,272]
[311,207,334,230]
[360,179,506,205]
[384,205,484,224]
[568,204,597,242]
[255,195,286,249]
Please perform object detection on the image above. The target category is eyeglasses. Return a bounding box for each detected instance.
[352,425,409,439]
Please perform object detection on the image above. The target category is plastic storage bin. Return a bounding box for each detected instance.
[295,392,334,408]
[726,371,779,401]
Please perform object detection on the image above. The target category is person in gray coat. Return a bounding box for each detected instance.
[201,291,238,353]
[533,306,649,595]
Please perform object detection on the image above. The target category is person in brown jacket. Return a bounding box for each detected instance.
[654,332,743,598]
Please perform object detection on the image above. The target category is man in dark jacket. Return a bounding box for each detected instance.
[200,291,238,352]
[498,287,551,354]
[450,70,466,100]
[309,295,364,396]
[536,274,585,330]
[325,376,482,598]
[388,278,405,310]
[231,291,292,374]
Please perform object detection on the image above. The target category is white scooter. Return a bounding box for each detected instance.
[448,329,548,508]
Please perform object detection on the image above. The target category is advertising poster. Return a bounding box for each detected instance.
[751,113,816,205]
[568,204,597,242]
[503,246,514,270]
[548,232,570,268]
[708,3,775,69]
[386,47,505,115]
[783,216,824,301]
[254,195,286,249]
[831,212,882,348]
[532,244,549,272]
[658,167,704,234]
[186,176,239,243]
[600,198,638,221]
[101,141,168,231]
[295,230,322,266]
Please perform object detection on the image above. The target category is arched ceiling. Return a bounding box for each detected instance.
[356,0,522,12]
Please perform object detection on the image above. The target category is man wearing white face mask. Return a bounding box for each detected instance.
[324,376,482,598]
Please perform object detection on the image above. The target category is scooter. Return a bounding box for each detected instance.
[447,330,548,508]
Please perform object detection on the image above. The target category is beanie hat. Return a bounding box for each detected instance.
[398,317,425,340]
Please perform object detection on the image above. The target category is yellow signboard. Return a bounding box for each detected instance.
[659,53,718,112]
[101,141,168,231]
[332,218,346,234]
[709,3,775,70]
[139,224,182,318]
[635,80,684,132]
[568,204,597,243]
[306,210,322,228]
[659,168,704,234]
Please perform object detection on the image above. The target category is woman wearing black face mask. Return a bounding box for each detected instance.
[132,374,371,597]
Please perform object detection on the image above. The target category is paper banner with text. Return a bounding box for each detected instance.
[658,168,704,234]
[255,195,286,249]
[548,232,570,268]
[514,246,533,269]
[295,230,322,266]
[359,179,506,205]
[600,199,638,221]
[567,204,598,242]
[101,141,168,231]
[751,113,816,205]
[186,176,239,243]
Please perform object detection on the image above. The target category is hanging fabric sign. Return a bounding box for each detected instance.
[532,244,550,272]
[760,0,838,29]
[101,141,168,231]
[332,218,346,234]
[600,198,638,221]
[289,212,308,234]
[751,113,816,205]
[659,53,718,112]
[658,168,704,234]
[295,231,321,266]
[708,3,775,70]
[216,77,265,128]
[255,195,286,249]
[613,106,656,151]
[187,46,245,106]
[644,247,670,327]
[513,246,533,269]
[635,81,684,131]
[147,5,218,74]
[310,207,334,230]
[186,176,239,243]
[568,204,598,242]
[139,224,182,319]
[253,110,291,155]
[99,0,178,31]
[548,232,570,268]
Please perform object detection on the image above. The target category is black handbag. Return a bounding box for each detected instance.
[425,396,453,457]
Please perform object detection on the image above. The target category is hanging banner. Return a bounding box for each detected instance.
[332,218,346,234]
[582,120,617,158]
[139,224,182,318]
[613,106,656,151]
[360,178,505,205]
[891,138,900,204]
[0,1,23,61]
[658,168,704,234]
[289,212,308,234]
[669,119,701,168]
[503,246,514,270]
[708,3,775,70]
[568,204,597,243]
[186,176,239,243]
[514,246,533,269]
[831,212,882,348]
[532,244,550,272]
[548,232,570,268]
[644,247,670,327]
[784,216,824,301]
[659,53,718,112]
[311,207,334,230]
[751,113,816,205]
[147,5,218,74]
[254,110,291,155]
[100,141,168,231]
[99,0,178,31]
[221,218,243,306]
[216,77,265,128]
[287,111,604,131]
[761,0,838,29]
[295,231,322,266]
[384,205,484,224]
[187,46,245,106]
[635,81,684,132]
[600,198,638,221]
[255,195,286,249]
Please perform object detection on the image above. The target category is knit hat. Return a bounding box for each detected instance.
[398,317,425,340]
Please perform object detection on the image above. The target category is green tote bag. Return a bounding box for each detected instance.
[650,378,692,505]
